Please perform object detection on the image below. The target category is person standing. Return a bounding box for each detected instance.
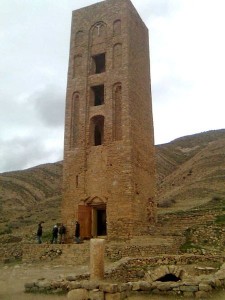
[37,222,43,244]
[51,224,58,244]
[74,221,80,244]
[59,223,66,244]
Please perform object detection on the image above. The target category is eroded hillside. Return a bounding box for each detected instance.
[156,129,225,213]
[1,129,225,242]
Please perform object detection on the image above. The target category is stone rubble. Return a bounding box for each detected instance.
[24,262,225,299]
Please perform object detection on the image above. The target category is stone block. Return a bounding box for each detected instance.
[88,289,104,300]
[68,281,82,290]
[105,292,127,300]
[139,281,152,291]
[180,285,198,292]
[215,270,225,280]
[67,288,89,300]
[199,283,212,292]
[118,283,130,292]
[183,291,194,297]
[155,282,172,291]
[131,282,140,291]
[195,291,208,298]
[66,275,78,281]
[81,280,99,290]
[214,279,222,287]
[36,280,51,289]
[99,283,118,293]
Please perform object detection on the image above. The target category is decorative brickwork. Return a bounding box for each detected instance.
[62,0,156,242]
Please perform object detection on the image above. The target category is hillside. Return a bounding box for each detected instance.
[0,162,63,240]
[1,129,225,247]
[156,129,225,212]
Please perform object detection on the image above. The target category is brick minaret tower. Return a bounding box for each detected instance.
[62,0,156,242]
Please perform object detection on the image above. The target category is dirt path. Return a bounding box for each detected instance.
[0,262,87,300]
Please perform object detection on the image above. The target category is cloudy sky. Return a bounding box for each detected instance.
[1,0,225,173]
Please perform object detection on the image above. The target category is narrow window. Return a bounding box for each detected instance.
[70,92,79,148]
[90,85,104,106]
[76,175,79,187]
[113,20,121,36]
[73,55,82,78]
[112,83,122,141]
[75,31,84,45]
[91,53,105,74]
[113,43,122,68]
[95,125,102,145]
[90,115,104,146]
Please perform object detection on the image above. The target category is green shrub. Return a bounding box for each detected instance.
[215,215,225,224]
[0,224,12,235]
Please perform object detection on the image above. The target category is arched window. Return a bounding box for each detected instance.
[75,30,84,45]
[113,43,122,68]
[73,55,82,78]
[113,19,121,36]
[90,22,107,45]
[90,115,104,146]
[70,92,79,148]
[112,83,122,141]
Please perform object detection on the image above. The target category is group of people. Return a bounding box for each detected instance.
[36,221,80,244]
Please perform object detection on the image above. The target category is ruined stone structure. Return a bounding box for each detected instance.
[62,0,156,242]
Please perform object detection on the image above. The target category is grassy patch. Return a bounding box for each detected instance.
[0,224,12,235]
[180,241,202,252]
[215,215,225,224]
[42,230,53,243]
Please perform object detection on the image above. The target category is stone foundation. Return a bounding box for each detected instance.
[24,259,225,299]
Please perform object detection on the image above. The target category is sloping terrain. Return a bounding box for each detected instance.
[0,162,63,240]
[156,129,225,213]
[0,129,225,248]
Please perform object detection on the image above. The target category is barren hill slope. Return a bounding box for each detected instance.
[1,129,225,240]
[0,162,63,239]
[156,129,225,213]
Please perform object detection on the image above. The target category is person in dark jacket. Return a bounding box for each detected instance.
[74,221,80,244]
[59,223,66,244]
[37,222,43,244]
[51,224,58,244]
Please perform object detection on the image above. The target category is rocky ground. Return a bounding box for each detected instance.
[1,260,225,300]
[0,262,82,300]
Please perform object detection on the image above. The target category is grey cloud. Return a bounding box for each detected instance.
[32,85,65,127]
[0,135,63,173]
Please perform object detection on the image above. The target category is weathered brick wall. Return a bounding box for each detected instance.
[62,0,156,241]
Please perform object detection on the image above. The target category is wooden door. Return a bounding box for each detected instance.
[78,205,92,239]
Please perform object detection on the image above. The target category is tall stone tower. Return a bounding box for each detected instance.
[62,0,156,242]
